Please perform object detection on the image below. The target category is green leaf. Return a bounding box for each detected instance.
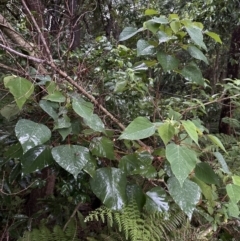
[181,62,204,85]
[185,26,207,50]
[15,119,51,153]
[181,120,199,145]
[43,91,66,102]
[72,98,94,119]
[208,135,226,153]
[145,187,169,212]
[168,14,179,21]
[126,184,145,211]
[166,143,197,186]
[4,76,34,109]
[168,177,201,219]
[205,31,222,44]
[170,21,181,33]
[137,40,155,56]
[119,27,143,41]
[39,100,58,120]
[187,45,209,64]
[192,176,217,207]
[114,80,127,92]
[90,167,127,210]
[119,117,155,140]
[227,202,240,218]
[83,114,105,132]
[21,145,54,174]
[232,175,240,186]
[52,145,90,179]
[58,127,72,140]
[90,137,115,160]
[213,152,230,174]
[0,104,20,120]
[119,153,157,178]
[157,31,176,43]
[158,122,175,145]
[150,16,168,24]
[54,115,71,130]
[83,155,97,177]
[226,184,240,203]
[144,9,158,16]
[144,21,160,34]
[195,163,219,185]
[4,143,23,160]
[157,51,179,72]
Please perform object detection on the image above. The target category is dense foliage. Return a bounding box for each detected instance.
[1,0,240,240]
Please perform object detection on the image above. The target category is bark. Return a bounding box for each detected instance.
[219,26,240,134]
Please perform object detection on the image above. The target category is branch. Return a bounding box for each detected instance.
[0,62,23,74]
[0,43,45,63]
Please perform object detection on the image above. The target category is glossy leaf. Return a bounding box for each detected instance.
[15,119,51,153]
[205,31,222,44]
[83,114,105,132]
[72,98,94,119]
[157,51,179,72]
[90,137,115,160]
[208,135,227,153]
[119,117,155,140]
[182,120,199,145]
[43,91,66,102]
[119,153,157,178]
[119,27,143,41]
[4,76,34,109]
[39,100,58,120]
[83,156,97,177]
[185,26,207,50]
[168,177,201,219]
[137,39,155,56]
[157,31,176,43]
[90,167,127,210]
[166,143,197,186]
[226,184,240,203]
[21,145,54,174]
[145,187,169,212]
[181,62,204,85]
[195,163,219,185]
[52,145,90,179]
[213,152,230,174]
[158,122,175,145]
[187,45,209,64]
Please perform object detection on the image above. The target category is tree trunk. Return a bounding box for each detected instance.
[219,26,240,134]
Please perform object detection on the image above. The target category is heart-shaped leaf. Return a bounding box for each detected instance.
[157,51,179,72]
[168,177,201,219]
[166,143,197,186]
[4,76,34,109]
[90,167,127,210]
[158,122,175,145]
[52,145,90,179]
[72,98,94,119]
[119,117,155,140]
[15,119,51,153]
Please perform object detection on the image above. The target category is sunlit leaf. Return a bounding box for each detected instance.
[158,122,175,145]
[182,120,199,145]
[205,31,222,44]
[144,9,158,16]
[43,91,66,102]
[4,76,34,109]
[226,184,240,203]
[208,135,227,153]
